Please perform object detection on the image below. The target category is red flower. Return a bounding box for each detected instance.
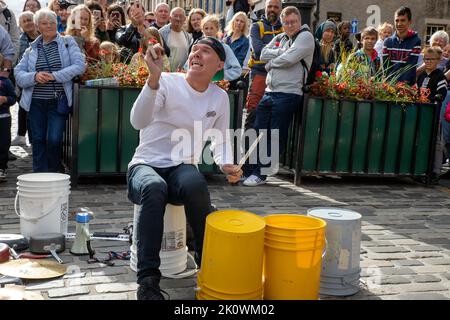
[274,41,280,47]
[148,38,158,45]
[315,71,323,79]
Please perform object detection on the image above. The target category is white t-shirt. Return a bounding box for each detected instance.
[128,73,233,169]
[167,30,189,71]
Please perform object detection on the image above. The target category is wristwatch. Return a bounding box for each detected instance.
[1,68,11,72]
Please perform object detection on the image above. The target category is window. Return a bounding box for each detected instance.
[327,12,342,24]
[425,24,447,44]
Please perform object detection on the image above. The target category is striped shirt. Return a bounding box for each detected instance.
[382,31,422,85]
[417,69,447,103]
[32,40,65,99]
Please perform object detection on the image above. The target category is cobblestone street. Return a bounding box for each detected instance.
[1,104,450,300]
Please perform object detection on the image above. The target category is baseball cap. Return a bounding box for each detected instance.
[193,36,226,62]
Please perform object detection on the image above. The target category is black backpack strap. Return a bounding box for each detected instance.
[3,8,12,32]
[296,28,311,85]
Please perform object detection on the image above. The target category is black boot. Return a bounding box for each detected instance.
[137,276,165,300]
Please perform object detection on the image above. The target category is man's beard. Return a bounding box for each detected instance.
[266,12,277,23]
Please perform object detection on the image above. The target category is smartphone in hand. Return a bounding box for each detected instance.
[93,9,102,20]
[72,9,81,30]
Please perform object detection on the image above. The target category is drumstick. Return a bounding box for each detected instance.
[236,132,264,171]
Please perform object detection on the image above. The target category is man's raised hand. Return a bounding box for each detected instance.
[144,43,165,90]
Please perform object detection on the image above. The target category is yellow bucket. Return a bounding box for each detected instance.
[196,290,263,300]
[263,214,326,300]
[199,210,265,294]
[196,277,263,300]
[265,231,326,245]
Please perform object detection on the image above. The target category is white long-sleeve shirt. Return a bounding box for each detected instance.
[128,72,233,169]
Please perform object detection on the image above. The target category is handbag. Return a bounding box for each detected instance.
[41,42,71,114]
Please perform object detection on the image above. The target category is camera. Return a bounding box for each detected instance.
[57,0,77,10]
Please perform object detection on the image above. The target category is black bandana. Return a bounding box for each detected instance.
[193,36,226,62]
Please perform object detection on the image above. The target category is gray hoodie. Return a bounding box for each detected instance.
[0,1,20,64]
[261,25,315,96]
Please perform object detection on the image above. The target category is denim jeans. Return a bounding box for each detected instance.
[0,116,11,170]
[28,98,67,172]
[127,163,212,283]
[243,92,303,179]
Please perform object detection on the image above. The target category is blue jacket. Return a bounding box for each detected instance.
[57,16,66,34]
[18,32,33,63]
[0,76,16,115]
[0,24,15,62]
[382,31,421,85]
[223,34,250,68]
[14,33,85,111]
[249,16,283,75]
[222,42,242,81]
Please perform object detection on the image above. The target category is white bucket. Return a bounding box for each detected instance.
[16,185,71,193]
[131,204,197,278]
[307,207,362,296]
[15,173,71,239]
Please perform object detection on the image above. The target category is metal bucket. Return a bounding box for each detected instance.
[307,207,362,296]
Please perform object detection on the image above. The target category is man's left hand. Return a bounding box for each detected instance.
[222,164,242,184]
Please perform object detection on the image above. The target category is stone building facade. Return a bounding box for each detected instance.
[141,0,450,45]
[316,0,450,44]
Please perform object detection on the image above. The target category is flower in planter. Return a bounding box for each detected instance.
[309,53,430,104]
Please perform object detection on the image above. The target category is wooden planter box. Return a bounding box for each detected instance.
[280,96,441,185]
[63,84,244,186]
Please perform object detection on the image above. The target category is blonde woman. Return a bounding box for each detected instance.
[130,27,170,72]
[200,14,242,81]
[374,22,393,59]
[223,11,250,76]
[187,8,206,42]
[66,4,100,61]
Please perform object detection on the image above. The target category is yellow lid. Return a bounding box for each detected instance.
[207,210,265,234]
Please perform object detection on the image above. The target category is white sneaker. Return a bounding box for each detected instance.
[0,169,7,182]
[11,135,27,146]
[243,175,266,186]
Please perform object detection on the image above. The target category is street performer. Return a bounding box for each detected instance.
[126,36,242,300]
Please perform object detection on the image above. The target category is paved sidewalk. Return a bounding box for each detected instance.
[1,104,450,300]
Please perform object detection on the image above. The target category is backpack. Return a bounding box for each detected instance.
[2,8,11,32]
[247,20,283,68]
[297,28,321,86]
